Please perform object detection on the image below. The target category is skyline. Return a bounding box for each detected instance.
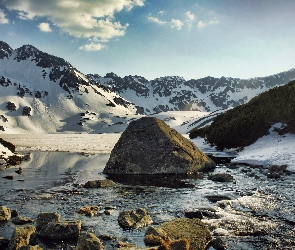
[0,0,295,80]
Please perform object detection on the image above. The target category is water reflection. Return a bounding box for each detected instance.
[0,151,110,194]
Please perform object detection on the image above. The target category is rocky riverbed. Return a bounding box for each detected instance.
[0,150,294,249]
[0,134,295,249]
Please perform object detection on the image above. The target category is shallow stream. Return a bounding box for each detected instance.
[0,141,294,249]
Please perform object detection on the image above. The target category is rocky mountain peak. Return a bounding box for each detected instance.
[0,41,13,59]
[14,44,69,69]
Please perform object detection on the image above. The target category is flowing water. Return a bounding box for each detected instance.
[0,139,294,249]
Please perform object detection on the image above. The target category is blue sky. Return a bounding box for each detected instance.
[0,0,295,80]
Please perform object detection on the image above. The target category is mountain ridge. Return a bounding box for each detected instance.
[0,40,294,133]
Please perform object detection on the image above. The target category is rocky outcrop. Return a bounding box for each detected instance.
[6,101,17,111]
[145,218,212,250]
[22,106,31,116]
[75,232,104,250]
[118,208,153,229]
[0,206,11,221]
[36,212,81,240]
[103,117,215,174]
[9,225,36,250]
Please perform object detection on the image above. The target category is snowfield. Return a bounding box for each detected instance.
[232,124,295,172]
[1,113,294,172]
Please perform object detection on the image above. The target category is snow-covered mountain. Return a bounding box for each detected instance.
[0,40,294,133]
[89,70,295,114]
[0,41,139,133]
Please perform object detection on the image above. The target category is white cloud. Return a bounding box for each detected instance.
[2,0,144,41]
[0,10,9,24]
[38,22,52,32]
[197,21,206,28]
[171,19,183,30]
[79,43,106,51]
[147,16,167,25]
[148,5,219,31]
[185,11,195,21]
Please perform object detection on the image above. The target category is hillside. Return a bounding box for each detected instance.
[189,80,295,149]
[0,40,295,133]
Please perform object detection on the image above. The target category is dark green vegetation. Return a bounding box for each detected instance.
[189,80,295,149]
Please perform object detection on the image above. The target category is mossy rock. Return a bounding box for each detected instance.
[155,218,212,250]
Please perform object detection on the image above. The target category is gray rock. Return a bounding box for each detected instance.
[9,225,36,250]
[0,206,11,221]
[211,237,228,250]
[37,220,81,240]
[35,212,60,231]
[103,117,215,174]
[118,208,153,229]
[75,232,104,250]
[208,173,234,182]
[36,212,81,240]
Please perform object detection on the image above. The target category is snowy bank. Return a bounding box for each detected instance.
[232,124,295,172]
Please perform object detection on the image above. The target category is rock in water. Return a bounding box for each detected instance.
[9,225,36,250]
[103,117,215,174]
[0,206,11,221]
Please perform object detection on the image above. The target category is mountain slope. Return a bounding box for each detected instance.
[189,80,295,149]
[0,41,139,133]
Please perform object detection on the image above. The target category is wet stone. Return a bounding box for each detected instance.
[206,195,232,203]
[9,225,36,250]
[210,237,228,250]
[84,179,116,188]
[208,173,234,182]
[75,232,104,250]
[12,215,34,225]
[118,208,153,229]
[0,206,11,221]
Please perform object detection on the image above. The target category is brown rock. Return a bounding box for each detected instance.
[118,208,153,229]
[9,225,36,250]
[155,218,212,250]
[75,232,104,250]
[84,179,116,188]
[0,206,11,221]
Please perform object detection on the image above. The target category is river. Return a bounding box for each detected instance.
[0,134,294,249]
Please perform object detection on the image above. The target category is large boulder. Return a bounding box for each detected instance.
[103,117,215,174]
